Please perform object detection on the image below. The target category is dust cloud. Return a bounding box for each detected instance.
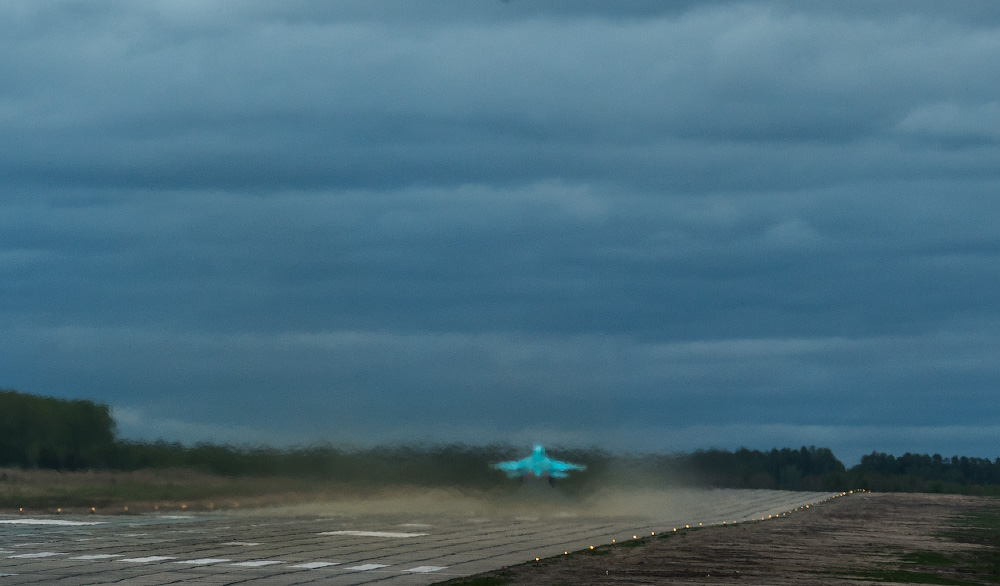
[228,484,702,522]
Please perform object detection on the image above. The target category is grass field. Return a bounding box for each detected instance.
[0,467,368,513]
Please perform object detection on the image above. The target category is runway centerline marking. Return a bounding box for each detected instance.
[118,556,176,563]
[347,564,390,571]
[319,530,428,538]
[8,552,63,558]
[174,558,231,565]
[0,519,103,526]
[405,566,447,573]
[230,560,283,567]
[70,554,123,560]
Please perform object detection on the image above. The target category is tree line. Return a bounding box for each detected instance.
[3,389,1000,494]
[0,389,115,469]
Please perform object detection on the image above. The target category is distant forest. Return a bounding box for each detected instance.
[2,388,999,495]
[0,389,115,469]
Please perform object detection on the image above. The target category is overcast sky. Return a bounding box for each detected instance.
[4,1,1000,464]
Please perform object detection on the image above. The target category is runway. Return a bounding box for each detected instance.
[1,488,836,585]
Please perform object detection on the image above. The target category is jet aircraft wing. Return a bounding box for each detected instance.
[493,445,586,479]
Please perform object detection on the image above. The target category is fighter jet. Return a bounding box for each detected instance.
[493,445,586,483]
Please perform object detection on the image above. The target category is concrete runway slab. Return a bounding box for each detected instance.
[1,488,836,585]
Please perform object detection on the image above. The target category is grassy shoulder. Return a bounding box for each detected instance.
[433,493,1000,586]
[833,501,1000,585]
[0,467,364,514]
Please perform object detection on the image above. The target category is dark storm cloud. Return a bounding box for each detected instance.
[6,184,998,336]
[4,1,999,192]
[3,1,1000,463]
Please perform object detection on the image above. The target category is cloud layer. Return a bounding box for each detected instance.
[4,1,1000,463]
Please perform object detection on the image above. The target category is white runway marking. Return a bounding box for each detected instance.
[230,560,283,567]
[290,562,339,568]
[223,541,260,546]
[118,556,176,563]
[70,554,123,560]
[8,552,63,559]
[347,564,389,571]
[174,558,230,565]
[320,530,428,538]
[0,519,103,526]
[0,573,19,577]
[404,566,447,573]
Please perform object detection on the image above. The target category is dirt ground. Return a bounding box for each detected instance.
[449,492,999,586]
